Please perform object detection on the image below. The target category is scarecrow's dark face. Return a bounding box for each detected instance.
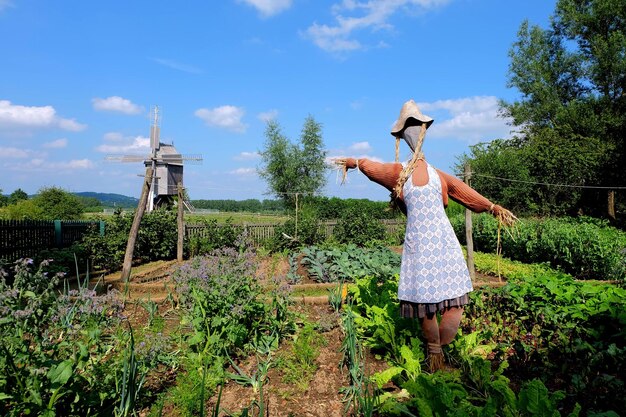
[401,125,424,153]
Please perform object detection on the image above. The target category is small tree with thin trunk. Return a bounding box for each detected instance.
[259,116,327,209]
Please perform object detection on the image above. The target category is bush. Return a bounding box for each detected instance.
[82,208,178,272]
[36,243,90,276]
[269,206,323,252]
[0,259,134,416]
[450,214,626,281]
[334,206,386,247]
[186,218,242,257]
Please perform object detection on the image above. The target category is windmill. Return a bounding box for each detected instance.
[106,105,203,281]
[106,105,202,212]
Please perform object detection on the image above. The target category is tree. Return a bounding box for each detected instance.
[0,189,7,207]
[297,116,328,204]
[493,0,625,218]
[4,199,45,219]
[32,187,84,220]
[259,116,328,208]
[8,189,28,205]
[456,140,537,216]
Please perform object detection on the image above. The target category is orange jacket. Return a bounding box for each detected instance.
[345,158,495,214]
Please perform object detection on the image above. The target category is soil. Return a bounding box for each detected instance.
[109,253,507,417]
[214,304,352,417]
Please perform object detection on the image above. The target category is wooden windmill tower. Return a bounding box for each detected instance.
[107,106,201,212]
[106,105,202,281]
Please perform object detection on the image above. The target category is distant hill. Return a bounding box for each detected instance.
[74,192,138,208]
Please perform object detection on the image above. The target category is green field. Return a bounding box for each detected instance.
[185,211,288,224]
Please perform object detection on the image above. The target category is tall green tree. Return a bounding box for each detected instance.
[485,0,626,217]
[297,116,327,203]
[0,189,8,207]
[259,116,328,208]
[32,187,84,220]
[8,188,28,205]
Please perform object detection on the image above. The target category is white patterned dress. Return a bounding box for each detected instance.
[398,163,473,308]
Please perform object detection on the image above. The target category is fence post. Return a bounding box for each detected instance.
[54,220,62,248]
[464,163,475,280]
[177,182,185,262]
[99,220,105,237]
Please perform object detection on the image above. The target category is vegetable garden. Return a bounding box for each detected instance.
[1,214,625,416]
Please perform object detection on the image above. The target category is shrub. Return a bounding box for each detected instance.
[269,206,323,252]
[450,214,626,281]
[82,208,178,272]
[186,218,242,257]
[0,259,137,416]
[172,244,267,354]
[334,206,386,247]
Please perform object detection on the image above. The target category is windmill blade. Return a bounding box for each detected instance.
[179,154,203,164]
[150,105,161,154]
[105,154,150,163]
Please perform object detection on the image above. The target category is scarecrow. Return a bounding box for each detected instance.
[335,99,516,371]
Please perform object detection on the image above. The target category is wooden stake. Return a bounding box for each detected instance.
[121,166,153,282]
[608,190,616,220]
[177,182,185,262]
[295,192,299,241]
[464,163,475,281]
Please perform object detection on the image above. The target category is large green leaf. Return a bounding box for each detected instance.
[47,360,73,388]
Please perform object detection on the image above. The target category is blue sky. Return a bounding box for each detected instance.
[0,0,555,202]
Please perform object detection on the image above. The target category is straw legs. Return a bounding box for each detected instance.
[421,306,464,372]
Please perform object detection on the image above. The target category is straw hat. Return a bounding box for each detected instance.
[390,99,434,137]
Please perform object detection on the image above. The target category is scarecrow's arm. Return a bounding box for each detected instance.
[437,169,495,213]
[344,158,403,193]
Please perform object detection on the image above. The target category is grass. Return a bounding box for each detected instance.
[290,284,354,298]
[86,210,288,225]
[275,322,327,395]
[186,212,288,225]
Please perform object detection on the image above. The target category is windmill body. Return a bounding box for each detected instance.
[107,105,201,212]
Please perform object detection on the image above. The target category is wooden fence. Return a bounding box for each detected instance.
[185,219,406,245]
[1,218,403,263]
[0,220,104,262]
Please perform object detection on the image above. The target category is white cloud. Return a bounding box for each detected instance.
[234,151,261,161]
[0,146,30,158]
[92,96,144,115]
[96,135,150,153]
[417,96,512,143]
[43,138,68,149]
[239,0,292,17]
[257,109,279,122]
[0,100,87,132]
[326,140,383,165]
[348,141,372,153]
[229,167,257,176]
[304,0,450,53]
[195,105,247,133]
[0,0,13,12]
[60,159,94,169]
[103,132,124,141]
[150,58,203,74]
[4,158,95,172]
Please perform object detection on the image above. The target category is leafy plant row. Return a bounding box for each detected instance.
[346,253,625,416]
[287,244,401,284]
[0,237,297,416]
[450,214,626,281]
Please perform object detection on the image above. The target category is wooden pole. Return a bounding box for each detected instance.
[608,190,616,220]
[177,182,185,262]
[464,163,476,280]
[295,192,299,241]
[121,166,153,282]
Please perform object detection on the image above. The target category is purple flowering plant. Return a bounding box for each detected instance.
[173,243,266,353]
[0,258,136,416]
